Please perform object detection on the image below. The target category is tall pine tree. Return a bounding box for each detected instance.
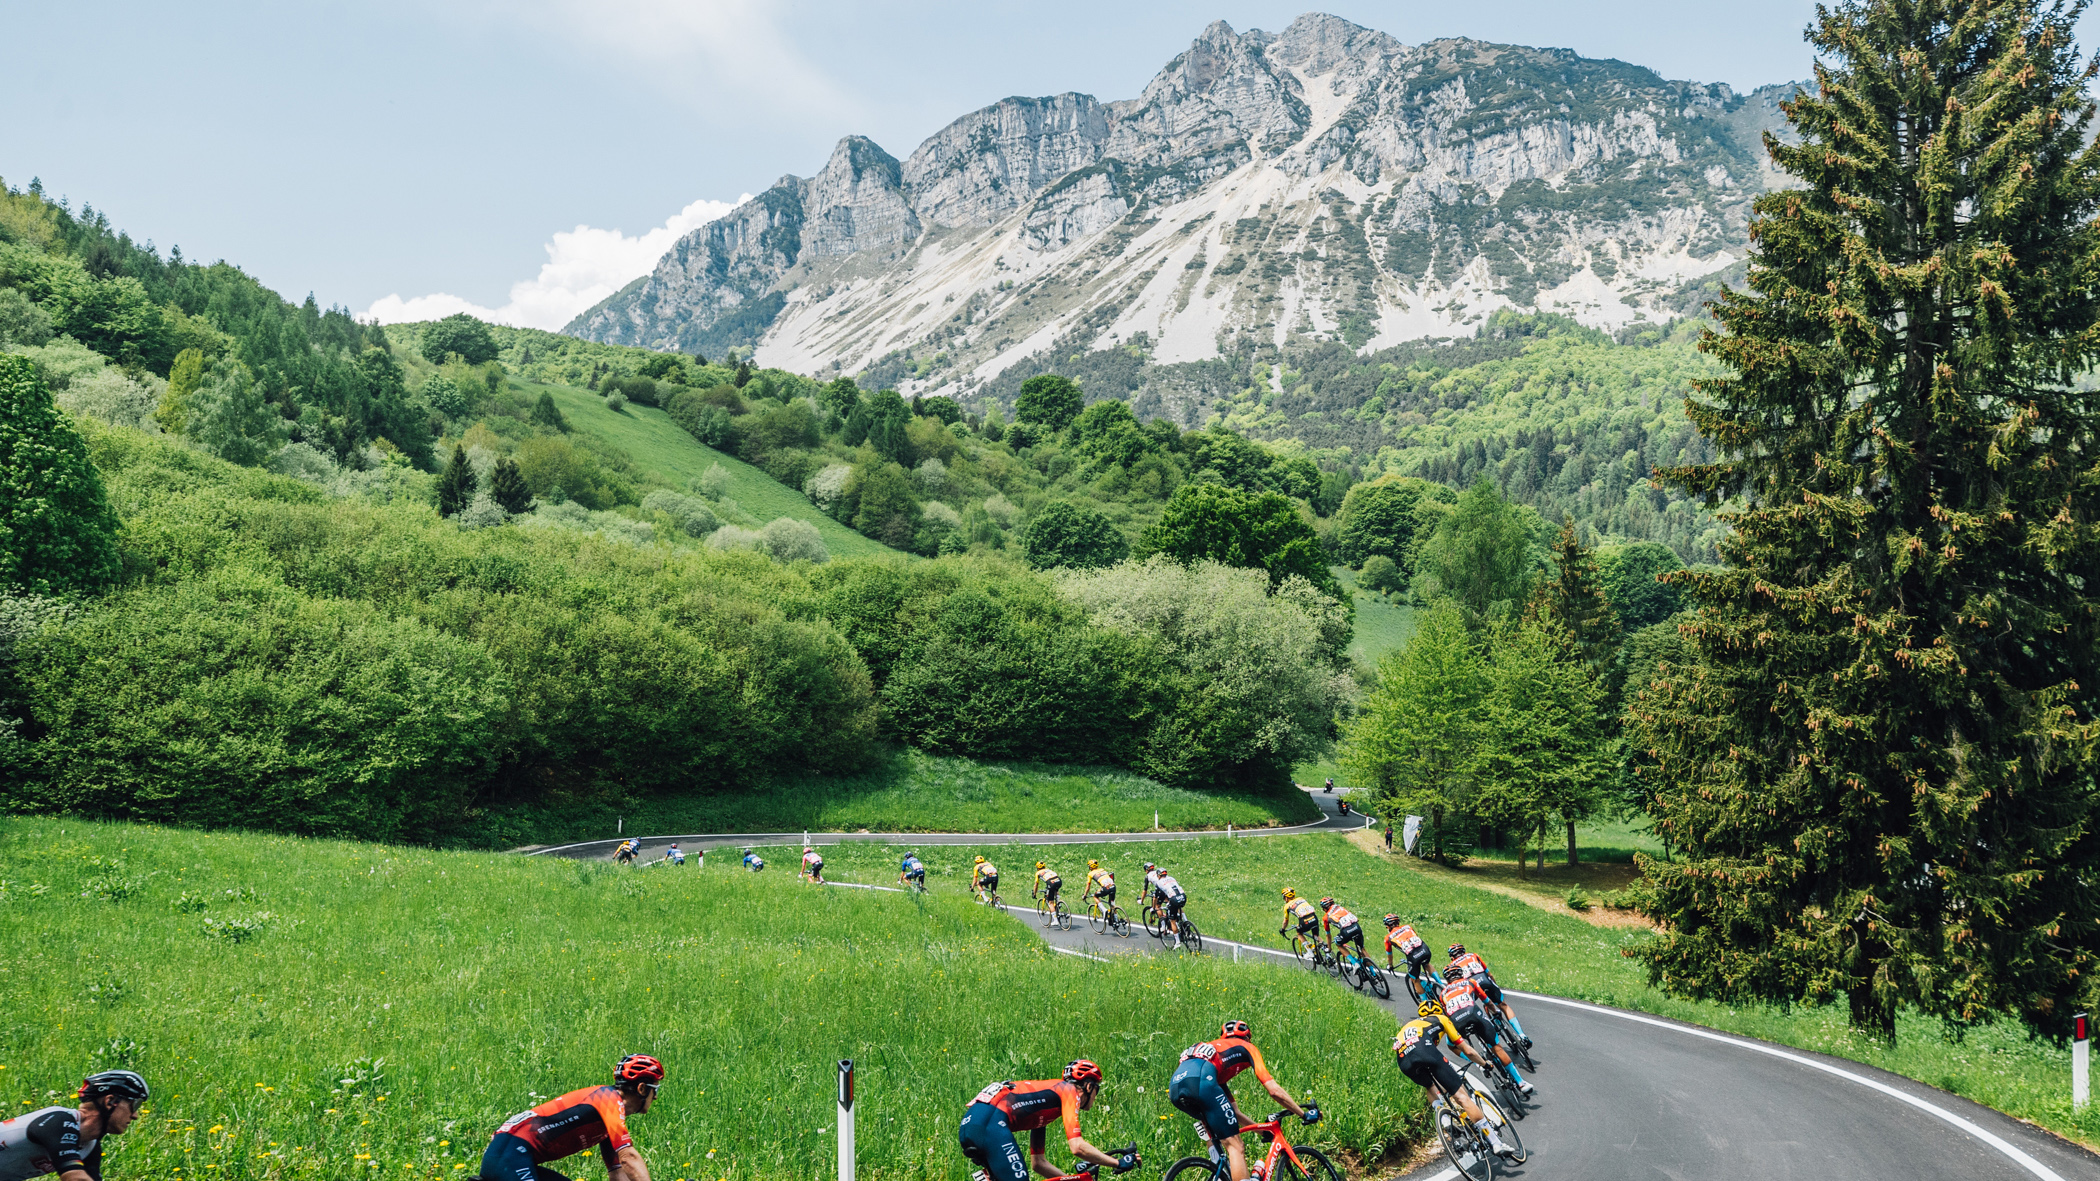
[1527,515,1622,676]
[1635,0,2100,1039]
[437,445,477,518]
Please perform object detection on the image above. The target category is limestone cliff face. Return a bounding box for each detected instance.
[568,12,1800,383]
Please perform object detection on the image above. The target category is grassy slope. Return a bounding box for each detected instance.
[2,820,1408,1181]
[811,834,2100,1149]
[461,753,1320,849]
[534,382,892,559]
[1330,566,1417,669]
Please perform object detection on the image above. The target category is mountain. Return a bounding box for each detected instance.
[568,12,1799,418]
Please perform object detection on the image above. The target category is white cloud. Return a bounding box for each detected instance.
[364,193,750,330]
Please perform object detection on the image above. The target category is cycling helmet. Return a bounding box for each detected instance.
[1281,887,1297,900]
[1448,944,1466,960]
[1064,1060,1103,1087]
[1220,1019,1250,1039]
[1087,859,1100,869]
[615,1055,666,1086]
[1417,999,1444,1018]
[1319,896,1335,909]
[974,855,986,864]
[804,846,815,853]
[1143,862,1156,871]
[80,1071,149,1104]
[1382,913,1401,928]
[1443,965,1465,981]
[1036,861,1047,870]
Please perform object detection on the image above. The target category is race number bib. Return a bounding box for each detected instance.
[973,1082,1012,1105]
[1441,985,1477,1014]
[1180,1042,1218,1063]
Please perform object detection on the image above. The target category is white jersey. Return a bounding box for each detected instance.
[1144,869,1163,896]
[1155,874,1185,899]
[0,1107,98,1181]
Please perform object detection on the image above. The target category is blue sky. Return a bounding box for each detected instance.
[6,2,1860,328]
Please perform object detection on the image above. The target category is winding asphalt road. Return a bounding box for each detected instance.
[533,792,2099,1179]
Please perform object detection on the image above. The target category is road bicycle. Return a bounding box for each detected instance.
[977,883,1004,908]
[1036,892,1074,931]
[1486,1008,1536,1073]
[1457,1031,1528,1120]
[1169,914,1203,952]
[1039,1142,1139,1181]
[1285,932,1342,978]
[1086,896,1132,937]
[1142,897,1165,940]
[1161,1111,1337,1181]
[901,874,928,897]
[1428,1070,1525,1180]
[1398,963,1437,1006]
[1337,948,1391,999]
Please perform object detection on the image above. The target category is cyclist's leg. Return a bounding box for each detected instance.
[960,1105,1029,1181]
[1479,975,1527,1041]
[482,1134,569,1181]
[1170,1060,1247,1180]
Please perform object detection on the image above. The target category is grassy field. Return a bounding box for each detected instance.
[0,820,1412,1181]
[810,833,2100,1148]
[457,753,1321,849]
[1330,566,1417,669]
[535,382,893,559]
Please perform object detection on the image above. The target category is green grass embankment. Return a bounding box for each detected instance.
[534,382,892,559]
[1329,566,1416,669]
[811,834,2100,1149]
[0,820,1410,1181]
[458,754,1321,849]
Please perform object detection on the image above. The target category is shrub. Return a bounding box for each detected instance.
[1359,554,1404,595]
[641,490,720,537]
[668,390,738,449]
[0,354,121,593]
[1564,888,1592,912]
[605,391,629,413]
[420,313,497,365]
[759,517,829,564]
[804,464,853,514]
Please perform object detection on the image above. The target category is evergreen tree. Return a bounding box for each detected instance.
[1527,516,1621,677]
[488,457,532,514]
[0,355,120,593]
[529,392,566,432]
[437,445,477,518]
[1636,0,2100,1039]
[188,359,285,466]
[733,361,752,388]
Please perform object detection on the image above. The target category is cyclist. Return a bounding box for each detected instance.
[1153,869,1189,944]
[1319,897,1365,965]
[741,848,765,873]
[959,1061,1136,1181]
[613,839,639,865]
[973,855,1000,903]
[666,843,685,866]
[900,851,927,889]
[1447,945,1530,1048]
[0,1069,148,1181]
[1395,1002,1514,1160]
[1168,1020,1317,1181]
[1439,966,1533,1097]
[1381,915,1432,993]
[1323,777,1335,793]
[482,1054,663,1181]
[801,846,825,884]
[1081,860,1117,915]
[1033,861,1063,919]
[1278,888,1319,948]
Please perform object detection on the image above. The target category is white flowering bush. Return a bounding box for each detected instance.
[915,456,948,492]
[804,464,853,513]
[759,516,829,564]
[706,524,765,553]
[456,491,509,530]
[641,490,721,537]
[982,493,1019,529]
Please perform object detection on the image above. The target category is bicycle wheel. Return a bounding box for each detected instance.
[1036,898,1050,925]
[1364,962,1392,1000]
[1088,901,1106,933]
[1107,907,1132,937]
[1403,970,1427,1006]
[1144,906,1164,941]
[1323,948,1346,980]
[1161,1157,1224,1181]
[1056,902,1073,931]
[1343,959,1368,992]
[1179,917,1202,952]
[1276,1145,1342,1181]
[1434,1110,1494,1181]
[1476,1092,1526,1162]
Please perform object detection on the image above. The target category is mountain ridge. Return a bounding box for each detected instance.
[569,13,1802,416]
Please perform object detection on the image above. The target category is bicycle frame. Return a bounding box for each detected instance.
[1237,1113,1315,1179]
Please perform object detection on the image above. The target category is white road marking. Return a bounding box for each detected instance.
[1508,990,2070,1181]
[1050,946,1112,964]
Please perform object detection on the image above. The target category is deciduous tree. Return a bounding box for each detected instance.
[0,355,120,593]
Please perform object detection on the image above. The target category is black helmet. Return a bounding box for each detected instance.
[81,1071,149,1104]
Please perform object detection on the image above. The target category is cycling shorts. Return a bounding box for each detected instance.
[1165,892,1187,917]
[1398,1047,1463,1095]
[1451,1009,1499,1049]
[1168,1058,1242,1145]
[959,1103,1030,1181]
[482,1133,576,1181]
[979,874,999,890]
[1094,885,1116,904]
[1293,917,1319,938]
[1473,974,1505,1006]
[904,867,926,880]
[1334,922,1364,948]
[1041,880,1062,902]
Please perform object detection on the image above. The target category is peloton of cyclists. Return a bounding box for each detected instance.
[973,855,1000,903]
[1033,861,1063,920]
[613,839,639,865]
[1447,945,1530,1048]
[900,850,927,889]
[1395,1001,1517,1160]
[1438,965,1534,1097]
[800,846,825,884]
[1169,1020,1319,1181]
[960,1060,1137,1181]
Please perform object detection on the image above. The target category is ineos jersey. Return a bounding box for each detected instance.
[1178,1036,1272,1086]
[0,1107,99,1181]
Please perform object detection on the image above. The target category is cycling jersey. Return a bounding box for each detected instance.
[1143,869,1163,898]
[803,851,824,871]
[1283,898,1318,927]
[0,1107,98,1181]
[975,1080,1084,1142]
[1449,952,1489,979]
[1395,1014,1463,1056]
[1321,904,1357,932]
[1085,868,1115,893]
[1394,1015,1467,1094]
[901,857,925,876]
[976,863,999,883]
[492,1086,631,1167]
[1440,978,1491,1019]
[1385,925,1428,963]
[1035,867,1060,887]
[1154,874,1185,901]
[1178,1036,1272,1087]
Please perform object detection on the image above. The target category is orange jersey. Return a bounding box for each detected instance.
[1439,977,1489,1018]
[1322,904,1358,930]
[495,1085,631,1165]
[1178,1036,1273,1086]
[976,1079,1085,1140]
[1450,952,1489,979]
[1385,924,1426,959]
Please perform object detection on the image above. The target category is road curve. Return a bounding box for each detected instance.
[530,792,2098,1179]
[525,787,1374,860]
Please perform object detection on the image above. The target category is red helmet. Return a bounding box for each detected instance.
[1318,897,1335,909]
[1382,913,1401,928]
[615,1054,666,1086]
[1220,1019,1250,1039]
[1064,1060,1103,1087]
